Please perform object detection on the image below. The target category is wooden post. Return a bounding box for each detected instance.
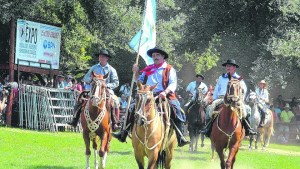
[6,18,16,126]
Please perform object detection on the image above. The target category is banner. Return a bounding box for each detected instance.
[15,19,62,69]
[129,0,156,65]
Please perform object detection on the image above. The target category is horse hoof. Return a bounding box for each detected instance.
[201,144,204,147]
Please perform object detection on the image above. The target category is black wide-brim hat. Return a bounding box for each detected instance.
[94,49,111,58]
[222,59,239,68]
[147,48,169,59]
[196,74,204,80]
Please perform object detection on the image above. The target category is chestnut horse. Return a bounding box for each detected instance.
[210,77,245,169]
[132,82,176,169]
[247,91,274,150]
[187,85,214,151]
[81,73,111,169]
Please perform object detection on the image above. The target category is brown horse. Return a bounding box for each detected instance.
[132,82,176,169]
[81,72,111,169]
[210,77,245,169]
[187,85,214,151]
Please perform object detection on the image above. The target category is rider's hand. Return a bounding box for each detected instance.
[159,91,167,99]
[132,63,139,73]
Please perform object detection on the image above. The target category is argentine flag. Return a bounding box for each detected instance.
[129,0,156,65]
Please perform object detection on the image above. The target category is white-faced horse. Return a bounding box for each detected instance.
[247,91,274,149]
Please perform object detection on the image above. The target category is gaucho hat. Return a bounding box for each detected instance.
[222,59,239,68]
[94,49,111,58]
[196,74,204,80]
[147,48,169,59]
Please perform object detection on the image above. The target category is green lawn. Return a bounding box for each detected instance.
[0,127,300,169]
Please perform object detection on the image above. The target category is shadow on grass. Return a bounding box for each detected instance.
[174,148,210,155]
[27,166,74,169]
[109,150,132,155]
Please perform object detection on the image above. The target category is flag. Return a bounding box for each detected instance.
[129,0,156,65]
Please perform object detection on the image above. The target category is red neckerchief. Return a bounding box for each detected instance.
[140,62,165,76]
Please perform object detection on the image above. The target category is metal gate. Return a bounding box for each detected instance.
[19,85,80,132]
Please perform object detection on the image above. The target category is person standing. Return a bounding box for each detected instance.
[67,49,120,131]
[113,47,190,147]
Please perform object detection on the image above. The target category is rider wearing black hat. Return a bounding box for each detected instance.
[67,49,120,131]
[113,47,190,147]
[200,59,257,137]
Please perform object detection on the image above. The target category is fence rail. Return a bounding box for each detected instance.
[18,85,80,132]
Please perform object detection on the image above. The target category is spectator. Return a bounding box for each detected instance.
[290,97,298,110]
[56,75,65,89]
[119,94,128,119]
[119,83,130,97]
[275,95,286,110]
[25,74,34,85]
[279,103,295,143]
[64,75,73,90]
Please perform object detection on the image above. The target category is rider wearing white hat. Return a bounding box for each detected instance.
[256,80,269,127]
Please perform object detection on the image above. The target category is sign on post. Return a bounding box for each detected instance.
[15,19,62,69]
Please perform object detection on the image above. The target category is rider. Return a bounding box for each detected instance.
[113,47,190,147]
[67,49,120,131]
[255,80,269,127]
[200,59,257,137]
[184,74,208,112]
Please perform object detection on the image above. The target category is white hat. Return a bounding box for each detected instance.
[284,103,290,109]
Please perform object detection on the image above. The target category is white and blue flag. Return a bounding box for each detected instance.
[129,0,156,65]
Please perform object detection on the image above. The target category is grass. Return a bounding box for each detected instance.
[1,127,300,169]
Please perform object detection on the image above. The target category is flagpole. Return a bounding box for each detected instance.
[122,30,144,130]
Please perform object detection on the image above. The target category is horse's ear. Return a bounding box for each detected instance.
[92,71,96,78]
[238,76,243,81]
[137,81,143,90]
[103,72,109,79]
[149,83,158,91]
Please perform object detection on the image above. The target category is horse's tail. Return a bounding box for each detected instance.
[156,150,166,169]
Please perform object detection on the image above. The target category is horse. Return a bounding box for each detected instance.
[81,72,112,169]
[210,77,245,169]
[132,82,176,169]
[187,85,214,152]
[247,91,274,150]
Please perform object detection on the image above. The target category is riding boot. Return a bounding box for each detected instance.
[173,121,190,147]
[199,118,214,138]
[112,111,134,143]
[67,101,83,127]
[259,110,265,127]
[184,101,193,114]
[243,115,257,136]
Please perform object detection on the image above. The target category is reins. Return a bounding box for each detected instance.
[134,91,166,150]
[84,78,107,139]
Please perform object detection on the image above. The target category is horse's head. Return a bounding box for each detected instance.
[203,85,214,105]
[224,75,243,107]
[89,72,108,107]
[196,86,206,103]
[247,90,257,104]
[135,81,158,125]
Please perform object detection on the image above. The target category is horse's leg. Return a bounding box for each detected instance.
[201,133,205,147]
[83,131,91,169]
[92,138,99,169]
[226,143,239,169]
[134,149,145,169]
[211,141,215,161]
[265,127,272,147]
[249,135,253,150]
[165,139,176,169]
[195,132,199,152]
[216,148,225,169]
[189,131,194,151]
[99,131,108,169]
[255,132,260,149]
[147,149,159,169]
